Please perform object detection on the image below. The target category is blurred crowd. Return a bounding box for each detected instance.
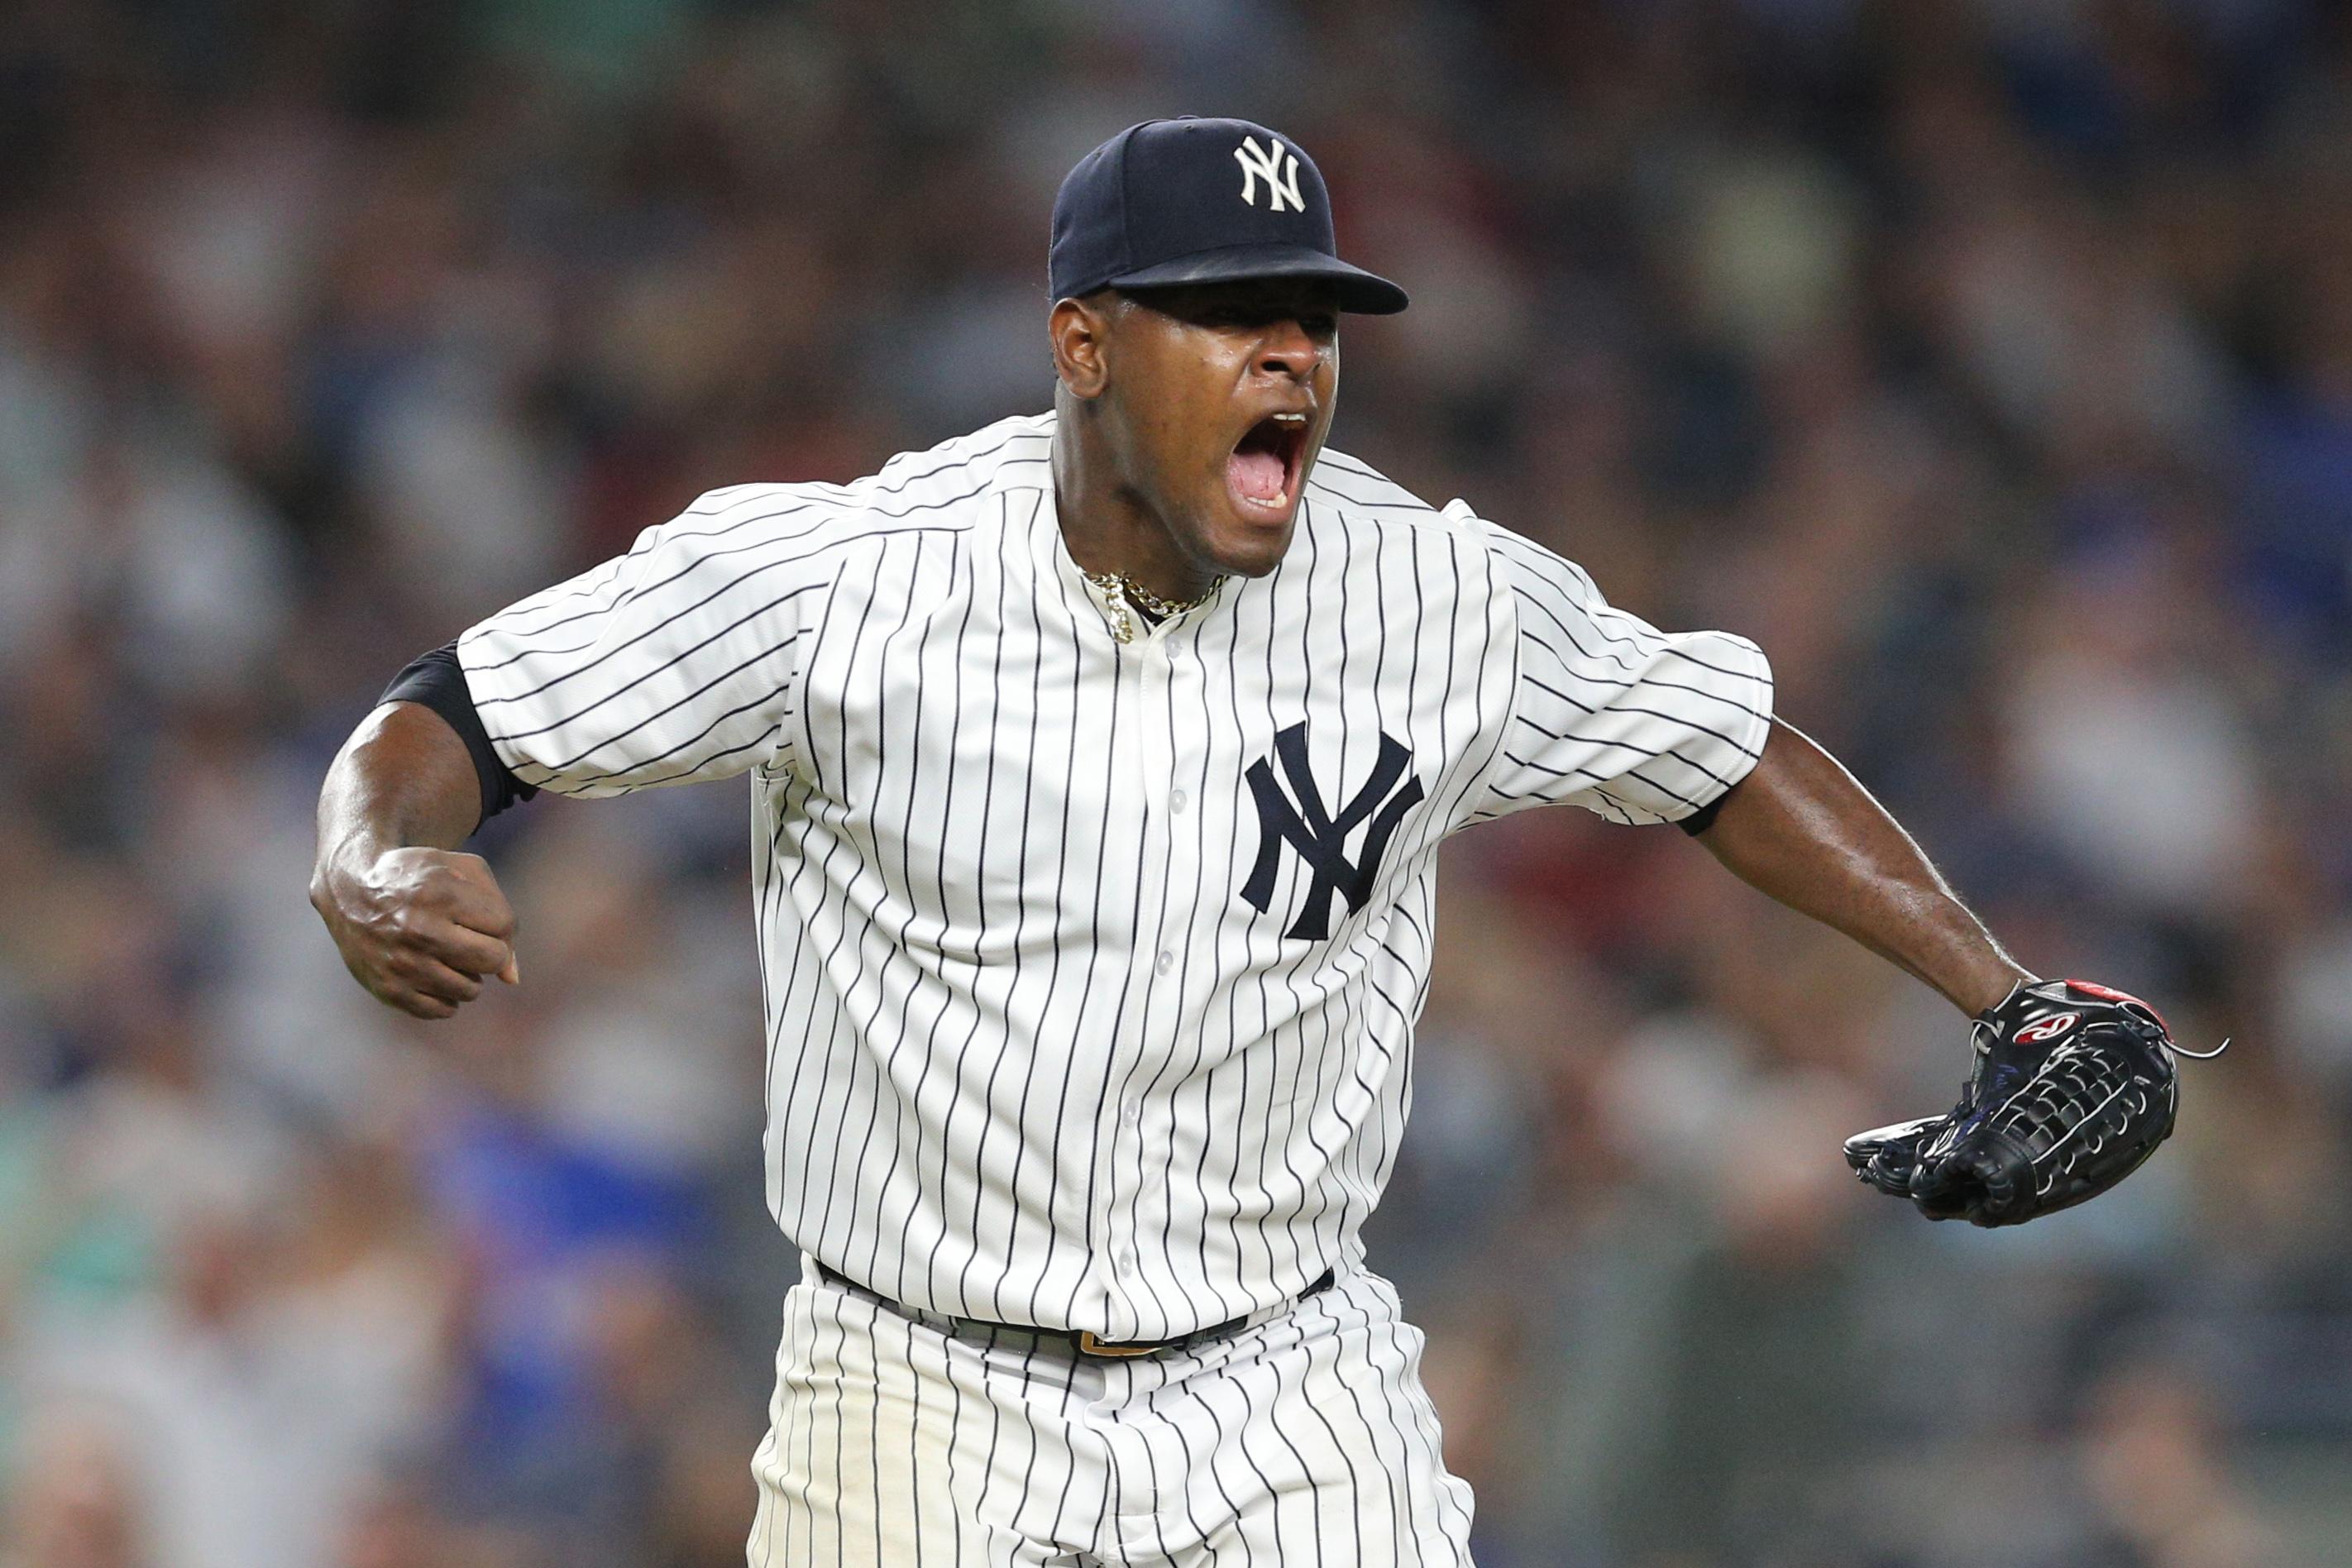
[3,0,2350,1564]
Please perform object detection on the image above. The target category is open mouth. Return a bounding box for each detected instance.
[1226,412,1311,517]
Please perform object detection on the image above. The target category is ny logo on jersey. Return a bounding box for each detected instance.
[1234,136,1305,213]
[1241,723,1425,941]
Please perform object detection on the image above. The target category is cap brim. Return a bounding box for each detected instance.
[1107,242,1408,315]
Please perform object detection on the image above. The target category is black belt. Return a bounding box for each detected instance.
[809,1260,1336,1359]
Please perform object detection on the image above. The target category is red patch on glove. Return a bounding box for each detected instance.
[2065,978,2169,1033]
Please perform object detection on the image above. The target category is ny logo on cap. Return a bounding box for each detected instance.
[1234,135,1305,214]
[1241,723,1425,941]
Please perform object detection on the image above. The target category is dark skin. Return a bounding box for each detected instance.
[1050,280,1339,600]
[313,277,2027,1021]
[1700,722,2027,1013]
[312,700,520,1020]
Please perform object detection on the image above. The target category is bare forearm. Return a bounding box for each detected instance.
[314,701,480,870]
[311,701,519,1017]
[1695,721,2029,1015]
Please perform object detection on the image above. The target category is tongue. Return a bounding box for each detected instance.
[1228,446,1287,504]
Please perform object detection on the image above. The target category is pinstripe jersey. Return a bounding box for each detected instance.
[458,410,1772,1343]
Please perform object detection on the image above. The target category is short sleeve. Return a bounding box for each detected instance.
[1470,520,1773,826]
[457,489,832,797]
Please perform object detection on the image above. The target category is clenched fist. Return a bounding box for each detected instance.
[311,845,519,1020]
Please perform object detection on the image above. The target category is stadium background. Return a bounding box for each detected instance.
[3,0,2350,1563]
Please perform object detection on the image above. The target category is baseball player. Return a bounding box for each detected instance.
[311,118,2201,1565]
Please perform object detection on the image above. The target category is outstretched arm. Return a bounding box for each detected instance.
[310,700,521,1021]
[1701,723,2212,1228]
[1689,720,2029,1016]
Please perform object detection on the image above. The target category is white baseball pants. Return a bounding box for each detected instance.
[747,1259,1476,1566]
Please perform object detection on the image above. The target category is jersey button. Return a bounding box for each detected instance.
[1121,1101,1140,1128]
[1155,949,1174,975]
[1170,790,1188,813]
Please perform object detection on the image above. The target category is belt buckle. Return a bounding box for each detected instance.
[1077,1330,1164,1359]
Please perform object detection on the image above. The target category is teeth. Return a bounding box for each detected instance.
[1271,413,1307,425]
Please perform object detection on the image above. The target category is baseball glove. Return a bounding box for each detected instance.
[1844,978,2221,1227]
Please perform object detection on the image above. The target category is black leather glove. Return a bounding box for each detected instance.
[1844,978,2212,1227]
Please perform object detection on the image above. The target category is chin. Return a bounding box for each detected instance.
[1196,508,1298,578]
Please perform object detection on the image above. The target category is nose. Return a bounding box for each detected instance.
[1255,318,1318,381]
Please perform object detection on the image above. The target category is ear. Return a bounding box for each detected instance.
[1049,296,1113,399]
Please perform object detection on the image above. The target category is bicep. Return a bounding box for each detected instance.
[459,496,826,797]
[1471,528,1773,826]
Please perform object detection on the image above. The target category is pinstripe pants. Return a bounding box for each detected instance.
[748,1260,1476,1566]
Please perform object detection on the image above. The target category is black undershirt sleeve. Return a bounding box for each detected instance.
[380,643,538,829]
[1676,791,1727,836]
[1679,717,1780,835]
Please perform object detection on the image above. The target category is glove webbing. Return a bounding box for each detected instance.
[1973,1034,2176,1204]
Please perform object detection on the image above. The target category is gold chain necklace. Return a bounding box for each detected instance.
[1082,569,1224,643]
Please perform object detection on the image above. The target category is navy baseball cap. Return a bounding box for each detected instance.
[1049,117,1408,315]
